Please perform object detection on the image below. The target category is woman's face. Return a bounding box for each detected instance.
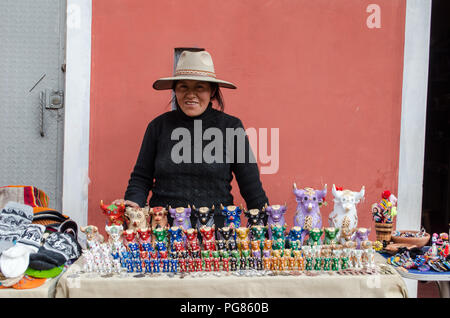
[175,80,214,117]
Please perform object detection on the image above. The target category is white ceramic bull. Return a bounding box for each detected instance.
[328,184,365,242]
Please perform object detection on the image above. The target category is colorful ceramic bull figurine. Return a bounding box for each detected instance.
[271,224,287,251]
[136,227,152,251]
[100,200,126,226]
[328,184,365,241]
[323,227,340,245]
[244,208,267,228]
[124,206,149,232]
[149,206,169,241]
[220,204,243,229]
[286,226,304,249]
[250,225,268,250]
[200,225,216,251]
[192,205,215,230]
[293,184,326,243]
[168,226,184,252]
[263,203,287,240]
[353,227,371,249]
[307,228,323,246]
[105,224,123,253]
[236,227,250,250]
[168,206,192,230]
[80,225,104,249]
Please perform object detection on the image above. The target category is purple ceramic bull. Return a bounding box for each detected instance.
[168,206,192,230]
[293,183,327,243]
[263,204,287,240]
[353,227,371,249]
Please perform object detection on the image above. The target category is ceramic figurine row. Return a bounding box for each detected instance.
[81,240,377,275]
[93,183,391,249]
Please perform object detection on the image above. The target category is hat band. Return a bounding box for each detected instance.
[174,69,216,78]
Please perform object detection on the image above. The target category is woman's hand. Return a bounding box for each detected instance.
[112,199,140,209]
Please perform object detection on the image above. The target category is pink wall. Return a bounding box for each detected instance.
[89,0,406,240]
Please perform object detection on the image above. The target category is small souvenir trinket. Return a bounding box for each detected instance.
[144,259,152,273]
[162,259,170,272]
[134,259,143,273]
[271,224,287,248]
[236,227,250,251]
[170,259,178,273]
[305,257,313,271]
[152,259,160,273]
[230,257,238,271]
[204,258,212,272]
[287,226,304,249]
[220,204,243,229]
[263,203,287,240]
[263,257,271,270]
[250,240,261,258]
[256,258,263,271]
[125,206,150,232]
[168,206,192,229]
[192,205,215,230]
[328,184,365,242]
[222,258,230,272]
[239,256,247,270]
[126,258,134,273]
[168,226,185,252]
[244,208,267,228]
[194,258,202,272]
[307,228,324,246]
[323,227,340,245]
[100,200,126,226]
[213,257,221,272]
[353,228,371,249]
[250,225,268,249]
[200,225,216,251]
[149,207,169,241]
[179,258,187,273]
[188,258,195,272]
[262,239,272,258]
[293,184,327,243]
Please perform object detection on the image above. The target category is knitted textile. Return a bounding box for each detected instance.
[29,232,81,270]
[0,186,49,210]
[0,224,45,278]
[124,103,269,210]
[25,265,64,278]
[0,202,34,254]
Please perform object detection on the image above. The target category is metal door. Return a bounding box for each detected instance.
[0,0,66,211]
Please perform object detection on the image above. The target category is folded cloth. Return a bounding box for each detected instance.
[25,265,64,278]
[0,202,34,254]
[29,232,81,270]
[0,185,49,210]
[11,275,46,290]
[0,274,24,288]
[0,224,45,278]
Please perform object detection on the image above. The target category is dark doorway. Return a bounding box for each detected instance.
[421,0,450,237]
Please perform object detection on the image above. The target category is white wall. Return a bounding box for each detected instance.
[397,0,433,298]
[62,0,92,246]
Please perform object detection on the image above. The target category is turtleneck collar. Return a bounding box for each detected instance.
[174,102,216,122]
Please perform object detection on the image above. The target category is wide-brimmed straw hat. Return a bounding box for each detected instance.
[152,50,237,90]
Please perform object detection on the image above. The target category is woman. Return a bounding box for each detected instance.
[115,50,268,227]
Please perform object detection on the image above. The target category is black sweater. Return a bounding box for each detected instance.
[124,103,269,212]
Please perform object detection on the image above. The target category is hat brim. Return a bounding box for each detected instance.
[153,75,237,90]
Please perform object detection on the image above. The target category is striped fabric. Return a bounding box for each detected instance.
[0,185,49,210]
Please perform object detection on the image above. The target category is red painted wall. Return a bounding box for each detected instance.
[88,0,406,240]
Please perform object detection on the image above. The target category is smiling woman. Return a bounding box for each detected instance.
[113,50,269,226]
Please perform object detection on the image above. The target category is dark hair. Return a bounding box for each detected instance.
[171,81,225,112]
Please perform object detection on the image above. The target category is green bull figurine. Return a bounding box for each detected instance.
[323,227,340,245]
[307,228,323,246]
